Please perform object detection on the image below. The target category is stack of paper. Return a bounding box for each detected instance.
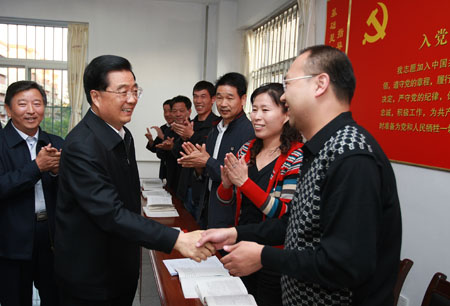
[141,178,179,217]
[142,189,170,199]
[196,277,257,306]
[163,256,256,305]
[141,178,164,191]
[163,256,227,277]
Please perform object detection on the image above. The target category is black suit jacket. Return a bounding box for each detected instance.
[201,111,255,228]
[146,123,171,180]
[173,112,220,201]
[0,120,63,260]
[54,110,179,300]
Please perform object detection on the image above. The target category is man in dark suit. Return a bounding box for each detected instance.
[0,81,63,306]
[145,98,173,181]
[172,81,219,221]
[54,55,214,306]
[150,95,192,193]
[178,73,255,229]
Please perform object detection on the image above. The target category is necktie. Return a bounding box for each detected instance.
[26,136,37,159]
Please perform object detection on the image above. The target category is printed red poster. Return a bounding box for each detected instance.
[334,0,450,170]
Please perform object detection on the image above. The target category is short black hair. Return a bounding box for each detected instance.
[83,55,136,105]
[163,99,172,107]
[5,81,47,107]
[300,45,356,103]
[193,80,215,98]
[215,73,247,97]
[250,83,285,111]
[170,95,192,110]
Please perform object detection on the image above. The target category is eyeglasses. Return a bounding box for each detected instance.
[102,87,143,100]
[282,75,316,90]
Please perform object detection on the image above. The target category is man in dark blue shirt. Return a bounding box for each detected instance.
[0,81,63,306]
[178,73,255,229]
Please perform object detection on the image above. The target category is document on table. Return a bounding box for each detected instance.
[142,206,179,217]
[196,277,257,305]
[163,256,226,276]
[176,266,230,299]
[141,178,164,190]
[142,189,170,198]
[146,195,173,206]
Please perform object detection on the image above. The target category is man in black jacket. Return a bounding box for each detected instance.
[145,98,173,181]
[54,55,214,306]
[172,81,219,220]
[178,73,255,229]
[0,81,62,306]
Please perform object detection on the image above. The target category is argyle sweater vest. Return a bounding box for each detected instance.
[281,125,373,306]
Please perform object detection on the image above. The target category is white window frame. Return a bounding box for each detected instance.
[0,17,70,137]
[247,2,301,97]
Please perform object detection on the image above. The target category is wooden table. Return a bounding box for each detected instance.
[143,195,205,306]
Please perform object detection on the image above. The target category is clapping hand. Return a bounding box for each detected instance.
[171,119,194,140]
[36,143,61,174]
[145,128,154,145]
[223,153,248,187]
[177,142,210,168]
[155,137,174,151]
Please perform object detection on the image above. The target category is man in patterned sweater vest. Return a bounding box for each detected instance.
[197,45,402,306]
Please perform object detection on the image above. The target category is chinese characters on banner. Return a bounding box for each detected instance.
[326,0,450,170]
[325,0,350,52]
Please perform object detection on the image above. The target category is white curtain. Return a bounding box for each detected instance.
[68,23,89,131]
[297,0,316,49]
[244,30,255,113]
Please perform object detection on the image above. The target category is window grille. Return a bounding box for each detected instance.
[0,18,70,137]
[248,3,301,95]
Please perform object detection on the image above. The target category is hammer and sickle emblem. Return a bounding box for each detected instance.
[362,2,388,45]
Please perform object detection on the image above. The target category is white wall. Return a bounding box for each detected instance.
[215,0,242,76]
[393,163,450,305]
[236,0,292,29]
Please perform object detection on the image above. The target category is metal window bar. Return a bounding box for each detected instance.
[249,3,300,95]
[0,20,70,137]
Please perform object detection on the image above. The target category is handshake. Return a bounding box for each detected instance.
[172,227,263,277]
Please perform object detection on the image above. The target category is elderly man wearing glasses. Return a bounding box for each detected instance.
[54,55,214,306]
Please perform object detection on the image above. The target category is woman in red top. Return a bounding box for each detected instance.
[217,83,303,306]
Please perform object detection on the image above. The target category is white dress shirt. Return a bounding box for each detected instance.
[11,123,46,213]
[208,120,228,191]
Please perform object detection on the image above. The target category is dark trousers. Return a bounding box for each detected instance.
[241,267,282,306]
[59,286,136,306]
[0,220,59,306]
[184,187,202,221]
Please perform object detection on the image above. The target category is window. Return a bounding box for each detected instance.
[0,18,70,137]
[248,3,301,95]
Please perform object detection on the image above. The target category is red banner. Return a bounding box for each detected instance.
[325,0,350,52]
[327,0,450,170]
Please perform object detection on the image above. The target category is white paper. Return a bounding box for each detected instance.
[163,256,226,276]
[142,206,179,218]
[141,178,164,190]
[142,189,170,199]
[180,275,226,299]
[204,294,257,306]
[195,277,248,301]
[146,195,173,206]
